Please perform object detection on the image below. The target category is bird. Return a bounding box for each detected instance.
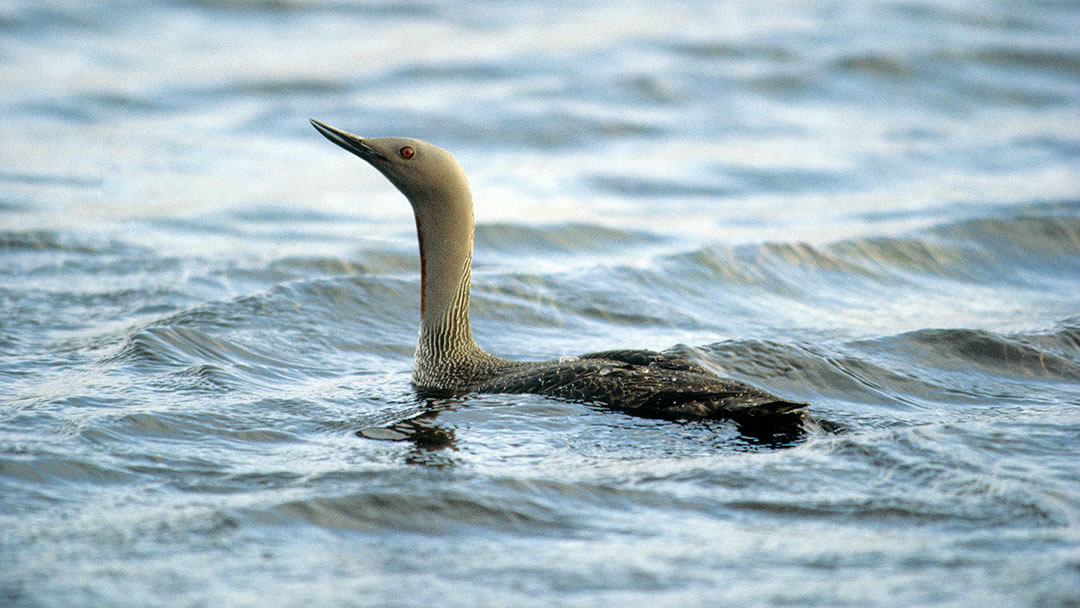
[310,119,807,425]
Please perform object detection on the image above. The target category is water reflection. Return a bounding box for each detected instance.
[358,398,461,466]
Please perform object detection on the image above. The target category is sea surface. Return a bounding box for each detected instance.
[2,1,1079,606]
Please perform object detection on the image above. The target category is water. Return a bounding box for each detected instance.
[2,1,1079,606]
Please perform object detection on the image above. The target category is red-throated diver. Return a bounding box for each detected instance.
[310,119,807,422]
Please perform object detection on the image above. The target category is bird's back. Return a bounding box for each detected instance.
[469,349,807,422]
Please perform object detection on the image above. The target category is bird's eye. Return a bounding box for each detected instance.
[399,146,414,159]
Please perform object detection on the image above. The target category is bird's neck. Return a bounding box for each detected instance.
[411,189,485,379]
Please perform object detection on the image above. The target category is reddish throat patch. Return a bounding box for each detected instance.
[415,215,425,318]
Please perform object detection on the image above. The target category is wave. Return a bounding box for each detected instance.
[688,318,1080,413]
[88,274,420,387]
[263,476,661,535]
[668,203,1080,289]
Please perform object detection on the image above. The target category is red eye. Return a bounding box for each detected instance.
[399,146,414,159]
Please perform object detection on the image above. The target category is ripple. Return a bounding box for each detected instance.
[0,230,113,254]
[268,484,583,535]
[589,175,736,198]
[476,222,664,255]
[878,327,1080,382]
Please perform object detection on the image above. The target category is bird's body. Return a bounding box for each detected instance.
[310,119,807,423]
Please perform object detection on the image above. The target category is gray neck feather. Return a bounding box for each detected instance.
[410,189,501,388]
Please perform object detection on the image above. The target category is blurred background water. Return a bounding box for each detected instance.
[2,1,1079,606]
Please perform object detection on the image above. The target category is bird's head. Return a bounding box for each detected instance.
[310,119,471,209]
